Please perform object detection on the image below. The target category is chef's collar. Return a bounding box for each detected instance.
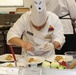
[31,17,48,31]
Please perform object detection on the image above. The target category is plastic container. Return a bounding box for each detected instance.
[65,51,76,59]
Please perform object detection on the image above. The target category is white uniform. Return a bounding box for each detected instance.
[7,11,65,57]
[46,0,76,34]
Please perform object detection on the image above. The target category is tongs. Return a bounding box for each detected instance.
[68,62,76,69]
[9,45,17,67]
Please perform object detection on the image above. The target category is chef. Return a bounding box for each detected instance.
[7,0,65,57]
[46,0,76,53]
[46,0,76,34]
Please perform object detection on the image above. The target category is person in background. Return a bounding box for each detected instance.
[46,0,76,54]
[7,0,65,57]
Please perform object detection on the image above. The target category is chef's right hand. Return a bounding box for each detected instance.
[21,41,34,51]
[38,42,54,51]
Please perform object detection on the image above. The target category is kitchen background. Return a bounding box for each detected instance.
[0,0,31,12]
[0,0,31,55]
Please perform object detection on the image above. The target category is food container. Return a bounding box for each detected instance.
[64,51,76,65]
[65,51,76,59]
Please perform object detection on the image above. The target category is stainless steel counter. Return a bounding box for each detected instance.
[0,67,76,75]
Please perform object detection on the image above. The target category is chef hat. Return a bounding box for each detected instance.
[30,0,47,26]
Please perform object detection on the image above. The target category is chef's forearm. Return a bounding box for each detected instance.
[8,37,24,47]
[8,37,34,51]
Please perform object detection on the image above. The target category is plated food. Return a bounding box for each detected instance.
[0,56,45,67]
[29,58,40,63]
[42,60,67,69]
[0,63,26,67]
[5,55,13,60]
[28,56,45,64]
[55,56,64,62]
[0,54,21,62]
[0,63,14,67]
[43,55,74,69]
[7,63,13,67]
[46,55,73,62]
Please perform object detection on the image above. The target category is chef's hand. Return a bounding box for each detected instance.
[21,41,34,51]
[38,42,54,51]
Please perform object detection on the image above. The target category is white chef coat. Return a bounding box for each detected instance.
[7,11,65,57]
[46,0,76,34]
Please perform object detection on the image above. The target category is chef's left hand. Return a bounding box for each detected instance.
[38,42,54,51]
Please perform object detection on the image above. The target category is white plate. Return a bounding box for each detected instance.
[0,63,15,67]
[28,56,45,64]
[0,62,25,67]
[45,55,73,62]
[0,54,21,62]
[0,56,45,66]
